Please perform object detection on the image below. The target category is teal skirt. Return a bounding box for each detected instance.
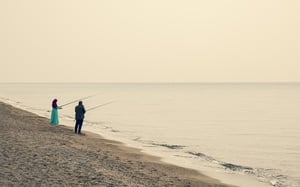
[50,108,59,125]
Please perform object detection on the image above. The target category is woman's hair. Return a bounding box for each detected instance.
[52,99,58,108]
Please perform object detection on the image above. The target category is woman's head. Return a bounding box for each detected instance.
[52,99,58,107]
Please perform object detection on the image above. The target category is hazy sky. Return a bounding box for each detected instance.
[0,0,299,82]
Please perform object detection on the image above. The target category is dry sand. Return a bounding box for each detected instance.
[0,102,235,187]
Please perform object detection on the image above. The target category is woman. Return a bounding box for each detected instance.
[50,99,61,125]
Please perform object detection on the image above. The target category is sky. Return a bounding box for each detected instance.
[0,0,299,83]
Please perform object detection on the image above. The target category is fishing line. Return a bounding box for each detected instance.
[86,101,115,111]
[60,94,98,107]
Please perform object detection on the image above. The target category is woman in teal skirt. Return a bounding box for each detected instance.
[51,99,61,125]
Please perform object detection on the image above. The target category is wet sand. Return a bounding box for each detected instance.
[0,102,234,186]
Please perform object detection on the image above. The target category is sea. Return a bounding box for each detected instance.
[0,83,299,187]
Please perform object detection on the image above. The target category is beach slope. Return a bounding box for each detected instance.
[0,102,233,186]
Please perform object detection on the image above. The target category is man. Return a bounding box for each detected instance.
[75,101,86,134]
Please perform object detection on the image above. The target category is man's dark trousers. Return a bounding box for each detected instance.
[75,119,83,134]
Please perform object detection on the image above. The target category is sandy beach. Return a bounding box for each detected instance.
[0,101,234,187]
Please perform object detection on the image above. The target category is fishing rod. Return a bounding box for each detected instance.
[86,101,114,111]
[60,94,97,107]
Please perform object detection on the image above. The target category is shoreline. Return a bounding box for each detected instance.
[0,101,235,186]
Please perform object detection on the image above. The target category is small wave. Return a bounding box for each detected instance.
[221,163,253,172]
[187,151,218,163]
[187,151,298,187]
[153,143,186,150]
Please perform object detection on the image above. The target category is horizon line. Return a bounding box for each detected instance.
[1,81,300,84]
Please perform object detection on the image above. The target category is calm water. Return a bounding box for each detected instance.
[1,83,299,187]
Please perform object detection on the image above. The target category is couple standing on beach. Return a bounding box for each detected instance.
[51,99,86,134]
